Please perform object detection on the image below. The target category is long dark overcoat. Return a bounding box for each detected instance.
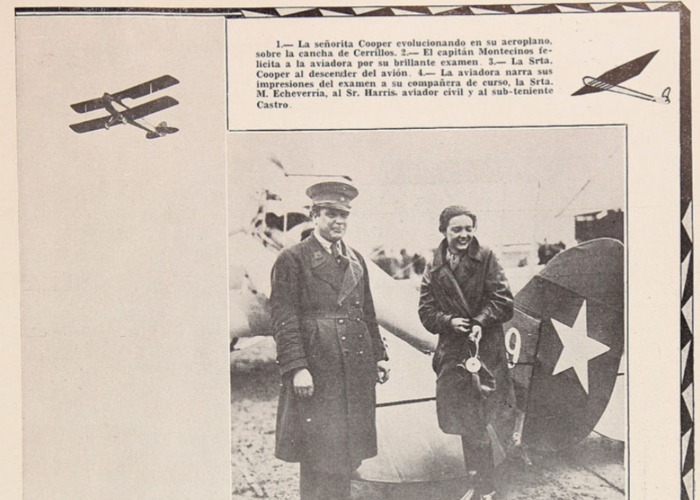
[419,238,515,446]
[270,235,387,474]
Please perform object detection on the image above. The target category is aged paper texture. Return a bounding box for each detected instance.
[2,1,697,499]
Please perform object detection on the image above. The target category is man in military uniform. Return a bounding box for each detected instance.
[270,181,390,500]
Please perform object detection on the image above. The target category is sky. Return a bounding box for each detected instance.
[228,127,625,253]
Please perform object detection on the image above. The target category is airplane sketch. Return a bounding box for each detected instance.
[573,50,670,104]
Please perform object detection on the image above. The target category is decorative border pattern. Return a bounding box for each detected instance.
[680,6,693,499]
[16,2,693,497]
[232,2,681,16]
[16,2,682,17]
[682,198,693,500]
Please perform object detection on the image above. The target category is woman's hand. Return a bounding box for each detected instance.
[468,325,482,343]
[450,317,471,334]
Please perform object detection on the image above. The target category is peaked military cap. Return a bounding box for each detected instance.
[306,181,358,212]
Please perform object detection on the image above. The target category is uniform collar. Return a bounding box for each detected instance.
[314,228,341,254]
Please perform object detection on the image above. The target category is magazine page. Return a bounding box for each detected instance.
[2,1,696,499]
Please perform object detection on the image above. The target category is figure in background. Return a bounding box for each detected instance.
[419,206,514,500]
[270,181,390,500]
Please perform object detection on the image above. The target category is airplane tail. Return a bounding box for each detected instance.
[507,238,624,451]
[146,122,179,139]
[156,121,179,134]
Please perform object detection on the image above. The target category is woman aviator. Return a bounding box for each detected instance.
[419,206,515,500]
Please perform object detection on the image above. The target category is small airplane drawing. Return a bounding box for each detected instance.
[573,50,670,104]
[69,75,180,139]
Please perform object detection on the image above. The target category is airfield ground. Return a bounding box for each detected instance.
[231,337,624,500]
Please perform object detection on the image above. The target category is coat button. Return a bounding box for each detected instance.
[341,336,346,340]
[338,319,344,324]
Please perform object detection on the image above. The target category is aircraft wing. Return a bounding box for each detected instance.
[356,328,466,483]
[69,114,116,133]
[69,97,178,134]
[358,327,514,482]
[111,75,180,101]
[70,97,110,114]
[229,233,279,342]
[70,75,180,113]
[572,50,659,96]
[366,261,437,354]
[121,96,179,121]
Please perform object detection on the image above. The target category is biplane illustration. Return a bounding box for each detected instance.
[573,50,670,104]
[69,75,180,139]
[230,165,625,483]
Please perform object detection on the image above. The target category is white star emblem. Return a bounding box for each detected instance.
[551,300,610,394]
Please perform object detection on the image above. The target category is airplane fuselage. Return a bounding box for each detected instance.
[100,92,177,138]
[581,76,669,104]
[102,93,145,130]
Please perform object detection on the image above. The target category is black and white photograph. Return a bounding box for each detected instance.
[229,127,626,499]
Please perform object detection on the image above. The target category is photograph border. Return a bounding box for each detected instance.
[11,3,692,498]
[227,122,630,497]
